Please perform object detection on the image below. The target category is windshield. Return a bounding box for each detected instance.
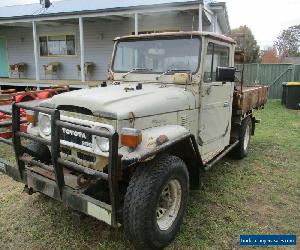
[112,37,202,74]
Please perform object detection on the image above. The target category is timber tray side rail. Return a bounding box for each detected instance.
[0,102,120,227]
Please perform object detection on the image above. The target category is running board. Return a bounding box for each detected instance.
[204,140,239,171]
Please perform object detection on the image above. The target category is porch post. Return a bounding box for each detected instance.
[79,17,85,82]
[134,12,139,35]
[32,21,40,81]
[198,4,203,32]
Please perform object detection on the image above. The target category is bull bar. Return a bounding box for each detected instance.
[0,102,120,227]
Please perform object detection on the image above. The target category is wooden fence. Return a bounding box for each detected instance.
[235,64,300,99]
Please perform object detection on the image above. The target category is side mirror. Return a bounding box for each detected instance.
[216,66,235,83]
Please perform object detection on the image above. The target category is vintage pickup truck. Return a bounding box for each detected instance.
[0,32,268,249]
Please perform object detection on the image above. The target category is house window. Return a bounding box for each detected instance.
[204,42,230,82]
[39,34,76,56]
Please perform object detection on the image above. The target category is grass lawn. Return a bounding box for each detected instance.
[0,100,299,249]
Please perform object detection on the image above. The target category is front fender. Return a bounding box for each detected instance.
[120,125,190,166]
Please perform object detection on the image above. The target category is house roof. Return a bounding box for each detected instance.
[208,2,230,33]
[0,0,202,20]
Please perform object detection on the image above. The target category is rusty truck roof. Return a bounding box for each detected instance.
[114,31,235,44]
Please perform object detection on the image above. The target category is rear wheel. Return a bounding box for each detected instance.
[231,116,252,159]
[123,154,189,249]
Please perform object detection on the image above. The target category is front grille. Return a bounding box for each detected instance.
[60,124,93,148]
[77,152,96,163]
[61,147,71,155]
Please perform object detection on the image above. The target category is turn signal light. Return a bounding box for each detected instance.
[121,128,142,148]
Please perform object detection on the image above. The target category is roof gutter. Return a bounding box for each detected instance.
[0,0,203,24]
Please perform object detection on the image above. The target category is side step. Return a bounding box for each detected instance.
[204,140,239,171]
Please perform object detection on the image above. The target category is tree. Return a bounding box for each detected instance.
[229,25,260,63]
[274,25,300,58]
[261,47,279,64]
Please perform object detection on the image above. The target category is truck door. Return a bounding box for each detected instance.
[198,41,234,162]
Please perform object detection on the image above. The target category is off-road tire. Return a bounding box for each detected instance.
[231,116,252,159]
[26,141,51,163]
[123,154,189,249]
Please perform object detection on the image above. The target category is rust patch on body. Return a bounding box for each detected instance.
[156,135,169,146]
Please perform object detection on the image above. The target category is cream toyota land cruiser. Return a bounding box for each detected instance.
[0,32,268,249]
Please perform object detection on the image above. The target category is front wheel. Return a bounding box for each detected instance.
[123,154,189,249]
[231,116,252,159]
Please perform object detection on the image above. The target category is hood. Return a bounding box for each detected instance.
[40,83,195,120]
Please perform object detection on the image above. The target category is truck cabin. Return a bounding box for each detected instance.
[109,31,236,85]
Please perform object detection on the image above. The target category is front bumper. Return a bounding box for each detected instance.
[0,160,113,225]
[0,102,120,227]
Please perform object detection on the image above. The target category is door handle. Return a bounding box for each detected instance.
[223,101,229,107]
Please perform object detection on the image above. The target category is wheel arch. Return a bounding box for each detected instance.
[161,135,204,190]
[121,125,204,190]
[231,113,255,141]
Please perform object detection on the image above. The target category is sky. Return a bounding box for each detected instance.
[225,0,300,49]
[0,0,299,49]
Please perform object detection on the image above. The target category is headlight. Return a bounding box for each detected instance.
[39,113,51,137]
[95,127,110,152]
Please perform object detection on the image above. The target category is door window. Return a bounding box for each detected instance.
[203,43,229,82]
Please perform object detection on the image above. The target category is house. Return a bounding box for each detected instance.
[281,57,300,64]
[0,0,230,89]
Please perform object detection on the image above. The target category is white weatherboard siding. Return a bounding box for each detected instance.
[84,19,133,81]
[0,12,218,81]
[1,23,82,80]
[139,12,198,32]
[2,26,35,79]
[37,23,80,80]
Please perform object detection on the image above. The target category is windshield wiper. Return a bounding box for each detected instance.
[156,69,191,80]
[122,68,152,78]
